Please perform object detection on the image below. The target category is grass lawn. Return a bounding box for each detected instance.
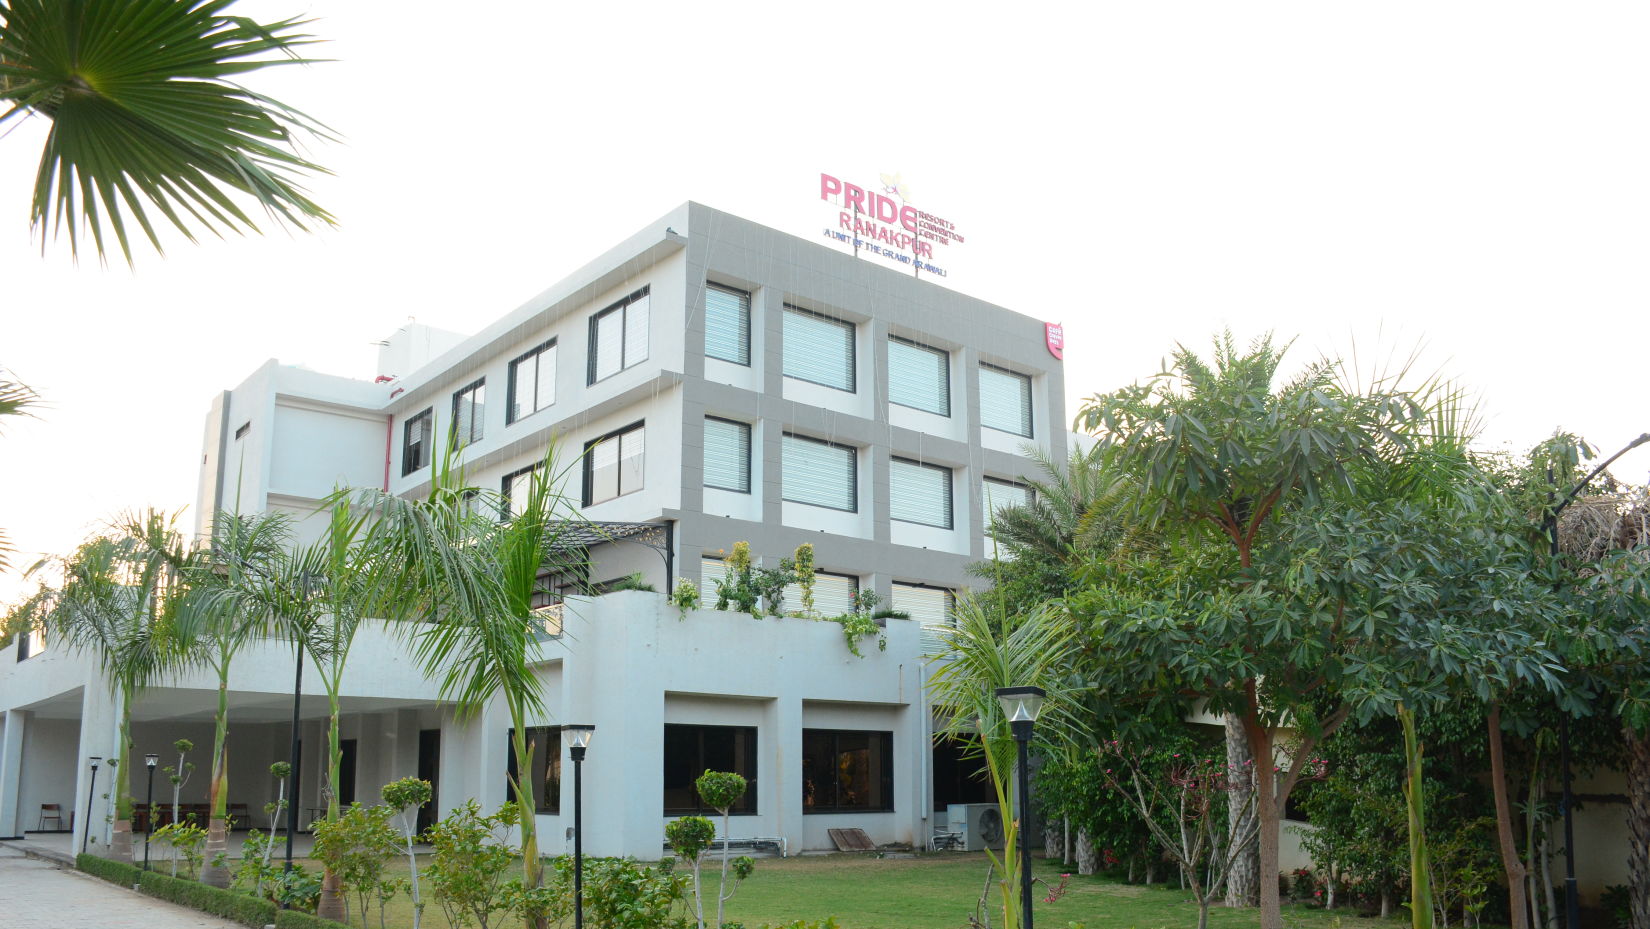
[285,851,1406,929]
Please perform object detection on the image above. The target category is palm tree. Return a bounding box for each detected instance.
[174,510,289,887]
[0,372,40,571]
[0,0,335,264]
[362,445,593,920]
[927,595,1080,929]
[8,509,189,861]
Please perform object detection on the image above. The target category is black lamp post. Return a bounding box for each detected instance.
[1544,431,1649,929]
[563,724,595,929]
[143,753,159,870]
[996,686,1045,929]
[284,642,303,877]
[82,756,102,854]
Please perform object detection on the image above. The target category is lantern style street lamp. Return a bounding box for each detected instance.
[563,725,595,929]
[82,756,102,854]
[996,686,1045,929]
[143,753,159,870]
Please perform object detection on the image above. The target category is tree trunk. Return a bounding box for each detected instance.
[1486,704,1529,929]
[1044,821,1064,861]
[202,680,231,887]
[317,696,345,922]
[110,818,133,863]
[317,869,346,922]
[1400,705,1435,929]
[1224,714,1260,907]
[1540,832,1559,929]
[1243,712,1284,929]
[1075,827,1097,875]
[1065,814,1073,864]
[1627,726,1650,929]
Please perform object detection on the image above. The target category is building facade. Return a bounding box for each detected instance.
[4,203,1067,859]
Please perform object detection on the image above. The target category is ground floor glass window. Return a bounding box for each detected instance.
[803,729,893,813]
[664,724,758,814]
[505,726,562,814]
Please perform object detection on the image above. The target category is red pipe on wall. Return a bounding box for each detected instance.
[383,414,394,491]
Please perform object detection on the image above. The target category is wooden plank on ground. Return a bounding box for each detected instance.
[827,828,876,851]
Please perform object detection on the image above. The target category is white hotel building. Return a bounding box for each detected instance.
[0,202,1067,859]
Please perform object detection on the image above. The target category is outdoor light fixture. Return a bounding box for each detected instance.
[82,757,102,854]
[996,686,1045,929]
[143,753,159,871]
[563,725,595,929]
[996,685,1045,727]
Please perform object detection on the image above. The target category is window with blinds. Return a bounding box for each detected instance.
[705,284,751,366]
[701,557,725,599]
[982,478,1033,524]
[782,306,855,392]
[888,337,950,416]
[979,364,1033,437]
[402,408,433,476]
[507,339,556,423]
[894,583,955,654]
[501,463,540,518]
[451,378,485,448]
[782,433,857,512]
[783,570,859,616]
[890,458,953,529]
[584,422,645,506]
[588,288,650,384]
[704,417,751,493]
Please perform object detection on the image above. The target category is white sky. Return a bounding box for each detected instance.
[3,2,1649,602]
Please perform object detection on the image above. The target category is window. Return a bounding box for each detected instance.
[890,458,953,529]
[782,306,855,392]
[979,364,1033,437]
[803,729,893,813]
[703,417,752,494]
[705,284,751,366]
[588,288,650,384]
[234,422,250,440]
[783,570,858,617]
[505,727,561,814]
[402,408,433,476]
[701,557,725,600]
[664,725,758,815]
[451,379,485,447]
[887,337,950,416]
[501,463,541,518]
[982,478,1034,540]
[508,339,556,423]
[584,422,645,506]
[782,433,856,512]
[892,583,954,626]
[933,736,995,812]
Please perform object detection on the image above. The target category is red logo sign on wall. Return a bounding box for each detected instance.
[1045,323,1064,360]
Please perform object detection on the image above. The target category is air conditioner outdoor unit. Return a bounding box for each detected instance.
[948,802,1005,851]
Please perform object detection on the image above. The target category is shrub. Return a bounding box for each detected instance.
[77,852,141,886]
[135,867,279,928]
[275,909,353,929]
[671,577,701,618]
[424,799,519,929]
[311,801,400,929]
[544,855,686,929]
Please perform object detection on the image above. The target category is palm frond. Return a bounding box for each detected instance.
[0,0,336,264]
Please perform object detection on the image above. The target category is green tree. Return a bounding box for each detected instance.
[7,509,189,861]
[0,0,335,264]
[0,372,39,571]
[927,596,1080,929]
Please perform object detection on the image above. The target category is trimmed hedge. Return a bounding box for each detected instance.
[275,909,352,929]
[76,852,141,886]
[134,869,278,928]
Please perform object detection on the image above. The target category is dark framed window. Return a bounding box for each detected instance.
[501,463,540,518]
[803,729,893,813]
[704,417,752,494]
[508,339,556,424]
[979,364,1033,437]
[664,724,758,815]
[888,336,950,416]
[892,583,955,626]
[402,408,433,476]
[505,727,561,814]
[234,422,250,440]
[782,570,858,617]
[583,421,645,506]
[705,284,751,366]
[781,432,856,512]
[782,305,855,392]
[588,288,650,384]
[983,478,1034,542]
[932,735,994,812]
[890,458,953,529]
[451,378,485,448]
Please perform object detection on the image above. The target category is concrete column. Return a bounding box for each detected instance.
[74,684,120,852]
[0,709,29,838]
[766,696,804,857]
[391,709,421,784]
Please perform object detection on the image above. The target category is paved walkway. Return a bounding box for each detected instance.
[0,845,242,928]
